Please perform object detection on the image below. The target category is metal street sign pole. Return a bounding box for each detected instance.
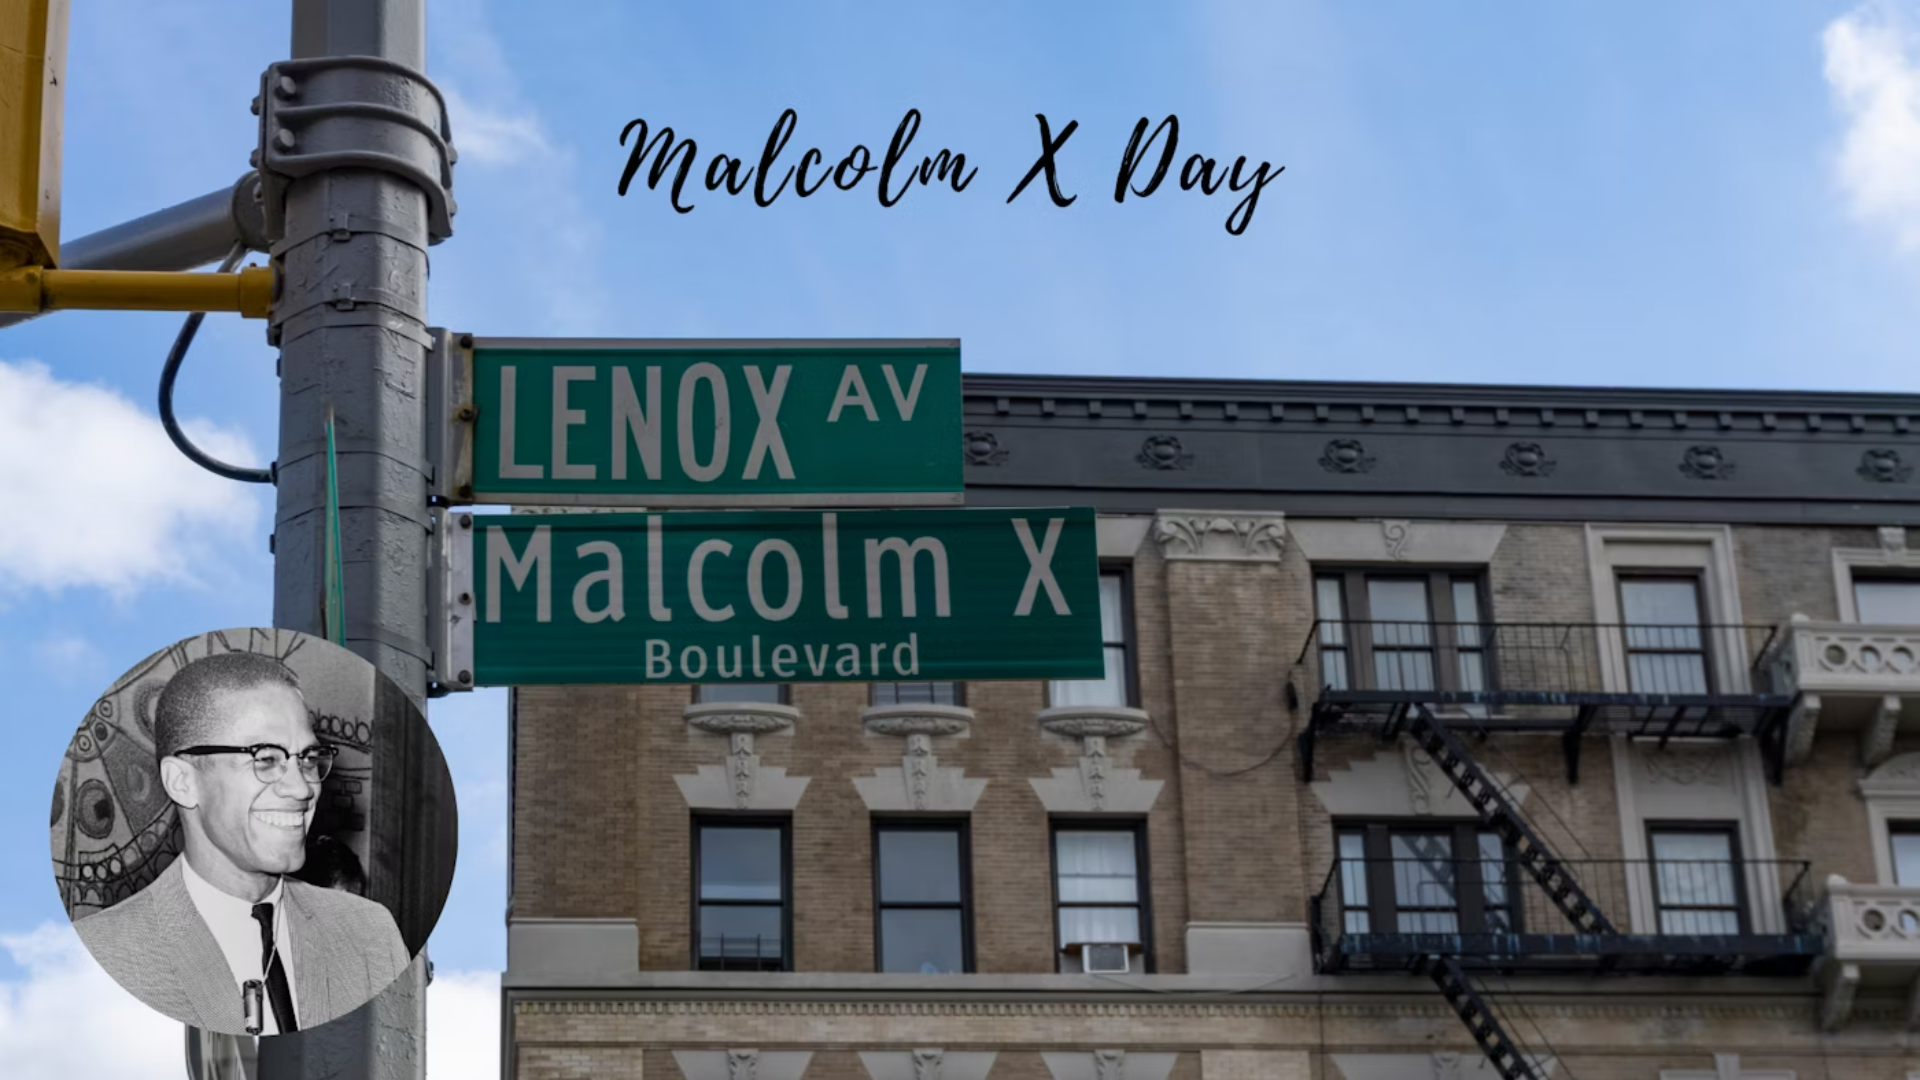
[257,0,452,1077]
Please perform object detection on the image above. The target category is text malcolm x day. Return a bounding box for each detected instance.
[619,108,1283,235]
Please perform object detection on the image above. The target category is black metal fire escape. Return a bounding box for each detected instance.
[1297,620,1820,1080]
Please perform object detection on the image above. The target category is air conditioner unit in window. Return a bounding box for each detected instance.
[1079,943,1130,974]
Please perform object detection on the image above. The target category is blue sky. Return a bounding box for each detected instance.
[3,1,1919,1075]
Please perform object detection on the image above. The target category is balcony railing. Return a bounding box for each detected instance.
[1310,855,1820,976]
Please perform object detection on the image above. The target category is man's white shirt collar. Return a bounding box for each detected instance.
[179,855,299,1034]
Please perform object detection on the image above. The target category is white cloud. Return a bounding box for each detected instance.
[427,968,501,1079]
[0,923,180,1078]
[0,359,260,595]
[0,923,501,1079]
[1824,3,1920,249]
[444,86,552,167]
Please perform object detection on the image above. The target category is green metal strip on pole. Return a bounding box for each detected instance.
[324,404,346,647]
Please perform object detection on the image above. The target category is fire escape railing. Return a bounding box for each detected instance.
[1291,620,1793,784]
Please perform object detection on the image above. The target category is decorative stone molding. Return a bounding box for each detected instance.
[1884,526,1910,553]
[1678,445,1736,481]
[1041,1050,1178,1080]
[1310,742,1531,818]
[1499,441,1556,478]
[1030,706,1163,813]
[1319,438,1376,474]
[1331,1054,1559,1080]
[1832,532,1920,621]
[1289,520,1507,565]
[1860,448,1913,484]
[1136,434,1192,470]
[1150,510,1286,562]
[1859,754,1920,887]
[1769,614,1914,766]
[674,702,811,811]
[853,705,988,813]
[1659,1053,1793,1080]
[858,1049,997,1080]
[671,1050,815,1080]
[963,430,1009,466]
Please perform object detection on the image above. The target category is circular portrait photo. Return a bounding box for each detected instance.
[50,628,459,1036]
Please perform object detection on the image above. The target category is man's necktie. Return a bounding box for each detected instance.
[251,902,299,1033]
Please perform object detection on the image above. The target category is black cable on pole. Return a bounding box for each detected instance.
[158,243,274,485]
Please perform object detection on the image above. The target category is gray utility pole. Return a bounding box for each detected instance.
[255,0,454,1077]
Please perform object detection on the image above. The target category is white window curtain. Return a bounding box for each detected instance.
[1050,574,1128,707]
[1057,830,1140,945]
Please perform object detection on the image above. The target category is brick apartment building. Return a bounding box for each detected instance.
[502,374,1920,1080]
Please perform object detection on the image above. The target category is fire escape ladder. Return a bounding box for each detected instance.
[1423,955,1549,1080]
[1401,704,1618,936]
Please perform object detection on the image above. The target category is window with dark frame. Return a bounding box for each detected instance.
[1616,576,1711,695]
[1647,824,1744,935]
[1854,577,1920,626]
[1051,821,1152,972]
[871,681,965,707]
[693,816,791,971]
[1893,822,1920,887]
[873,820,972,974]
[1333,822,1519,936]
[1048,569,1136,708]
[697,683,789,705]
[1313,570,1490,697]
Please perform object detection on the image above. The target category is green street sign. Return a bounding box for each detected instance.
[447,507,1103,687]
[450,338,963,507]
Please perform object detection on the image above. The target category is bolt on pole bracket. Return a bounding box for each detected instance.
[253,56,458,247]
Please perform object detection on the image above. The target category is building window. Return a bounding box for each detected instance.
[692,817,791,970]
[873,821,972,973]
[1891,824,1920,887]
[697,683,788,705]
[872,681,964,707]
[1313,571,1489,695]
[1049,569,1135,708]
[1333,822,1518,935]
[1617,576,1711,695]
[1052,821,1151,971]
[1647,824,1743,935]
[1855,578,1920,626]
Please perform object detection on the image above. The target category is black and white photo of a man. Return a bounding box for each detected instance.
[72,651,410,1035]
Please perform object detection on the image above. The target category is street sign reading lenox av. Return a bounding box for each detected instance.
[456,338,962,506]
[443,507,1102,687]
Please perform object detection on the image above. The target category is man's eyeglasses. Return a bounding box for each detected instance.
[173,743,339,784]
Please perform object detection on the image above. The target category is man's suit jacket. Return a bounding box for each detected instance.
[74,857,410,1035]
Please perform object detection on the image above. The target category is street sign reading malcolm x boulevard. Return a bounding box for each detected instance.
[444,507,1103,687]
[452,338,963,507]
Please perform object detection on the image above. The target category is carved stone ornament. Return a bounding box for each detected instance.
[1859,448,1913,484]
[1093,1050,1126,1080]
[1881,525,1909,553]
[1030,706,1163,814]
[963,430,1008,466]
[1380,519,1412,560]
[674,703,810,811]
[1136,434,1193,470]
[1039,1050,1180,1080]
[1150,510,1286,562]
[912,1049,944,1080]
[1499,441,1556,477]
[1678,444,1736,481]
[729,1050,759,1080]
[854,705,987,813]
[1319,438,1376,474]
[1639,745,1730,789]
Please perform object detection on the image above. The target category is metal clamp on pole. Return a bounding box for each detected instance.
[252,56,457,248]
[0,263,276,316]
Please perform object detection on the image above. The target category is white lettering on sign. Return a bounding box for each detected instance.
[551,366,596,480]
[611,366,662,481]
[646,514,673,621]
[827,364,878,422]
[487,525,551,622]
[498,366,544,480]
[864,536,951,618]
[688,538,734,621]
[742,365,794,480]
[572,540,624,623]
[881,364,927,421]
[677,362,729,482]
[747,539,803,621]
[1012,517,1069,616]
[639,633,920,680]
[821,512,849,619]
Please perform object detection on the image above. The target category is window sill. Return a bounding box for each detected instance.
[1037,704,1152,740]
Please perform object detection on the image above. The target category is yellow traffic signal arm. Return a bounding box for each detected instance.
[0,265,275,318]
